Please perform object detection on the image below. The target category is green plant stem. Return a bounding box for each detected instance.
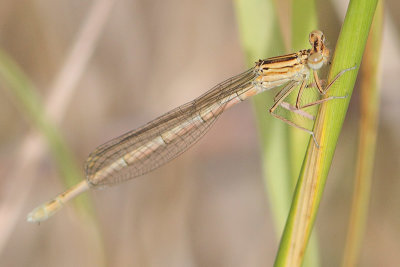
[341,1,383,266]
[274,0,378,266]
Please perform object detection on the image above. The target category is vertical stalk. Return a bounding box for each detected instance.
[274,0,378,266]
[342,1,383,266]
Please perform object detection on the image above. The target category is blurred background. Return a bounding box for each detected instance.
[0,0,399,266]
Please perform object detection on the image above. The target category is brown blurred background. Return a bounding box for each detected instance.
[0,0,399,266]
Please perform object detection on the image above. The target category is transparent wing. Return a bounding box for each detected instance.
[85,68,257,187]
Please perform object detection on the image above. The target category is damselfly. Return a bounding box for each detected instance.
[27,30,356,222]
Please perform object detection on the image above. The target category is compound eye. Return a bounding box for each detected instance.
[309,30,324,45]
[308,52,324,70]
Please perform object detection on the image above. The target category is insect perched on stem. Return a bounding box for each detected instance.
[27,30,356,223]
